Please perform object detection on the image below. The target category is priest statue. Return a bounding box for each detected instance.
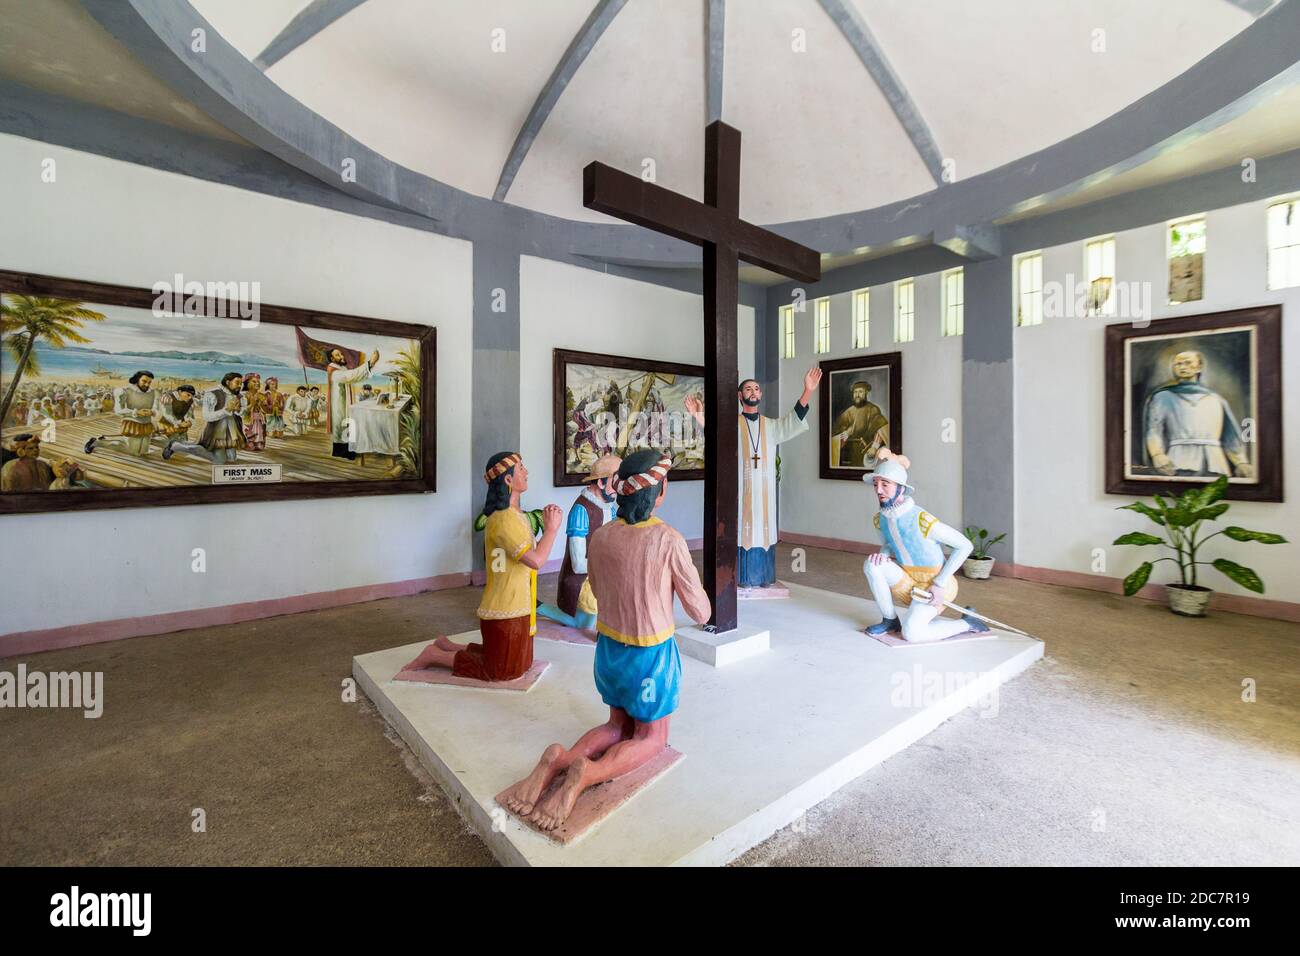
[687,366,821,591]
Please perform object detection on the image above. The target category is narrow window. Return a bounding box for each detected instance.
[813,297,831,353]
[1085,236,1116,317]
[1167,216,1206,304]
[851,288,870,349]
[780,304,795,358]
[894,278,915,343]
[1267,198,1300,291]
[941,267,964,336]
[1015,252,1043,326]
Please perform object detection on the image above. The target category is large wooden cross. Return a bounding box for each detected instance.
[583,121,821,632]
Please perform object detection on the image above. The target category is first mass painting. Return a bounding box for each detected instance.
[0,271,436,514]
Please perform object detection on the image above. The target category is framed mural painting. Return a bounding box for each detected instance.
[1104,306,1282,502]
[553,348,705,487]
[818,351,902,481]
[0,270,436,514]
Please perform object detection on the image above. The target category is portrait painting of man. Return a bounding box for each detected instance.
[818,352,902,481]
[1105,306,1282,502]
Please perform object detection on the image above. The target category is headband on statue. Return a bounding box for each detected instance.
[616,454,672,496]
[484,453,521,484]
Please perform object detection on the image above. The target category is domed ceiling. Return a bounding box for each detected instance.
[1,0,1297,279]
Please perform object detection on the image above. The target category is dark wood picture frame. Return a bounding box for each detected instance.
[818,351,903,482]
[1104,305,1282,502]
[552,348,706,488]
[0,270,436,515]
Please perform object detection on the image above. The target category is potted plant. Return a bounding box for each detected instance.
[1114,475,1286,617]
[962,526,1005,579]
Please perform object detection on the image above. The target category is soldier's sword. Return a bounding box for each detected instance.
[910,589,1034,638]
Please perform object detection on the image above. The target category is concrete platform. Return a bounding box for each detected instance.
[353,581,1043,866]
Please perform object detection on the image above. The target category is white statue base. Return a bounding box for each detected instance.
[676,623,770,667]
[354,582,1042,866]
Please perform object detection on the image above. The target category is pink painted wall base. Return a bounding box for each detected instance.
[4,539,708,658]
[779,531,1300,624]
[10,531,1288,660]
[1,572,472,659]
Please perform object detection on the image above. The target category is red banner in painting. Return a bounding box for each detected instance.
[295,327,363,371]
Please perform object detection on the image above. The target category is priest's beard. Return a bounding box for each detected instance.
[741,397,760,409]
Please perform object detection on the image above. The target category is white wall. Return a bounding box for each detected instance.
[779,275,964,547]
[1016,199,1300,603]
[0,135,474,635]
[519,256,754,560]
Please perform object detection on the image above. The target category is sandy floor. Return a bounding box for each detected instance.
[1,544,1297,866]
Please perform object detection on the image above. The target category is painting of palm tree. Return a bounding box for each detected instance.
[390,340,421,477]
[0,296,106,424]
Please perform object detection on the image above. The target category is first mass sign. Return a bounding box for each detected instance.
[212,464,283,484]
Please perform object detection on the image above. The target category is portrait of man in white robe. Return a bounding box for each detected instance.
[1127,331,1256,483]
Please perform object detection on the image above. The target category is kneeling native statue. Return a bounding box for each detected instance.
[536,453,622,631]
[401,452,562,681]
[499,449,711,831]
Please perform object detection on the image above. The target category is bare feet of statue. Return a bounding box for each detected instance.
[399,643,447,672]
[529,756,589,831]
[501,743,565,816]
[432,635,460,652]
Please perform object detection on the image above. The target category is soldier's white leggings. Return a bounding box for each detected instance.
[864,558,971,644]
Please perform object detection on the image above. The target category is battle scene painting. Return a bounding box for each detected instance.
[553,349,704,486]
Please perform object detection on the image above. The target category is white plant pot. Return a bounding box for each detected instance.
[1167,585,1212,617]
[963,557,995,580]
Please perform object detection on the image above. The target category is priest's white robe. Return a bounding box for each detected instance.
[737,406,808,554]
[326,360,373,444]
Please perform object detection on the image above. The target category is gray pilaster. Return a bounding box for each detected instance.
[751,286,777,399]
[471,242,521,570]
[961,257,1015,562]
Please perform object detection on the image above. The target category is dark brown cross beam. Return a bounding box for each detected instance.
[583,121,821,632]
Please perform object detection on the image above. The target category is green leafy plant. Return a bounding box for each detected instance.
[963,526,1005,560]
[1114,475,1286,596]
